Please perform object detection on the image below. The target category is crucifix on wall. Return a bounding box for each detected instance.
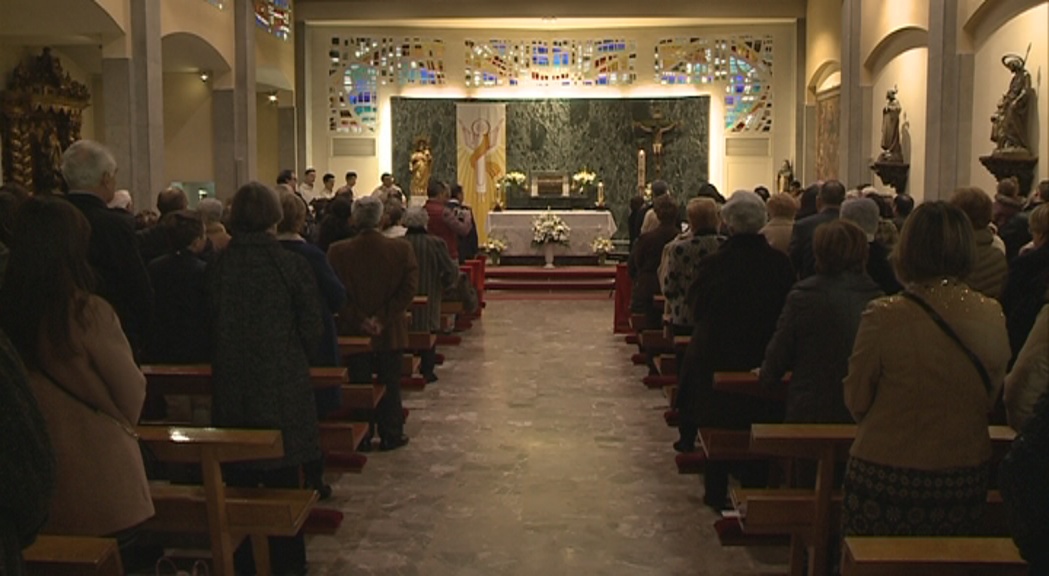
[634,107,677,178]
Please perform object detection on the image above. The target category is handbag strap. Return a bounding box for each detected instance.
[38,365,140,440]
[901,291,992,393]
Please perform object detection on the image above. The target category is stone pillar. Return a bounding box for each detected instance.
[102,57,134,192]
[294,20,308,174]
[924,0,972,201]
[278,105,296,172]
[795,19,809,183]
[838,0,871,186]
[129,0,164,207]
[233,0,258,185]
[213,89,237,200]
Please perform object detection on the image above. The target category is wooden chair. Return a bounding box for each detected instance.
[138,426,317,576]
[841,537,1027,576]
[23,536,123,576]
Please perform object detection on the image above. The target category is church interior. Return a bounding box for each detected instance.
[1,0,1048,575]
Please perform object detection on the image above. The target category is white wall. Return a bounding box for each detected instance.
[306,23,797,194]
[163,72,215,186]
[969,2,1048,194]
[870,47,928,202]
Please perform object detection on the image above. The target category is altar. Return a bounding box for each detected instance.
[487,210,618,256]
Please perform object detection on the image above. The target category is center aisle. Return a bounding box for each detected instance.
[309,299,775,575]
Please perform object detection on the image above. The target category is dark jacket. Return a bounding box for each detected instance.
[1001,242,1049,359]
[208,233,323,469]
[0,330,54,576]
[404,229,459,332]
[679,234,794,430]
[788,207,840,279]
[628,223,680,315]
[456,205,480,263]
[136,225,170,267]
[866,240,902,295]
[759,272,883,423]
[146,251,210,364]
[65,193,154,354]
[279,238,346,367]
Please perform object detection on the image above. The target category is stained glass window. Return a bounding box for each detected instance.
[204,0,225,9]
[328,37,379,134]
[255,0,291,41]
[655,35,774,132]
[465,38,636,87]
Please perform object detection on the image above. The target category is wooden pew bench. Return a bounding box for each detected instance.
[841,537,1027,576]
[746,424,1017,576]
[138,426,324,576]
[24,536,123,576]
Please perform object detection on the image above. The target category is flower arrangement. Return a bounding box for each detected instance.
[500,171,527,187]
[572,169,598,188]
[532,211,571,245]
[591,237,615,255]
[482,237,508,254]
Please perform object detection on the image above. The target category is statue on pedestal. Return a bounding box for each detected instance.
[878,86,904,163]
[991,48,1032,156]
[776,160,794,193]
[409,137,432,196]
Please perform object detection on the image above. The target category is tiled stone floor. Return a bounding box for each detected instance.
[308,298,786,575]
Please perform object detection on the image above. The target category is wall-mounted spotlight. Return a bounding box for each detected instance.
[267,92,279,105]
[199,71,210,83]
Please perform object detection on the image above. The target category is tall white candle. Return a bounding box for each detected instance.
[638,149,646,189]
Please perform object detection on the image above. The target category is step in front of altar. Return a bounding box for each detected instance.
[484,265,616,292]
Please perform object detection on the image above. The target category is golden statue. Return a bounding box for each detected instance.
[409,137,433,196]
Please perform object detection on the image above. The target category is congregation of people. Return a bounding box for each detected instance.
[627,175,1049,571]
[0,139,480,576]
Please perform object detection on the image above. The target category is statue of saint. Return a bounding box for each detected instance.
[776,160,794,193]
[878,86,904,163]
[991,50,1032,156]
[409,137,432,196]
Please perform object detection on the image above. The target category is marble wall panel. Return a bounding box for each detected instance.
[392,97,709,238]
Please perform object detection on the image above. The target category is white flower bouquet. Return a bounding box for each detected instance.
[572,169,598,187]
[591,237,615,255]
[532,211,571,246]
[482,237,508,254]
[500,171,527,187]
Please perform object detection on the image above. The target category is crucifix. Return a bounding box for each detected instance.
[634,108,677,178]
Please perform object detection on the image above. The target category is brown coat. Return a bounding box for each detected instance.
[29,296,153,536]
[844,282,1011,470]
[328,229,419,351]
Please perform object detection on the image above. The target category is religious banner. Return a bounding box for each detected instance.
[456,102,506,241]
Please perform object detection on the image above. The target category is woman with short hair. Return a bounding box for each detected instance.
[842,201,1011,536]
[209,182,324,575]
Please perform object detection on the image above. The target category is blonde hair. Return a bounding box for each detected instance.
[765,193,798,220]
[277,192,307,234]
[686,197,719,231]
[1029,203,1049,237]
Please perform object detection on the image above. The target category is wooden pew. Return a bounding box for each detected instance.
[613,263,632,335]
[138,426,317,576]
[337,336,372,357]
[713,371,791,403]
[24,536,123,576]
[747,424,1017,576]
[142,365,349,397]
[841,537,1027,576]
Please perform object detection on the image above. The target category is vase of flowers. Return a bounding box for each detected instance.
[571,169,599,196]
[481,237,507,266]
[532,210,571,269]
[497,171,528,208]
[591,236,615,265]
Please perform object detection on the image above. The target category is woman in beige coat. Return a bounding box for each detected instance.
[843,201,1011,536]
[0,197,153,542]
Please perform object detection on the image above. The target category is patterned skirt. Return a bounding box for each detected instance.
[842,457,989,536]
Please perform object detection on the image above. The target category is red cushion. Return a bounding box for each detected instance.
[675,451,707,475]
[663,409,679,427]
[302,508,344,535]
[631,353,647,365]
[434,353,446,365]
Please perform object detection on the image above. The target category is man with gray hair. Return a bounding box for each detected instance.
[328,196,417,451]
[62,139,153,355]
[640,179,675,235]
[402,206,459,382]
[676,189,793,510]
[789,179,846,279]
[841,197,902,294]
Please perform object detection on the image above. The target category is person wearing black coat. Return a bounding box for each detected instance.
[789,180,845,279]
[760,220,883,425]
[0,329,54,576]
[1001,207,1049,360]
[676,190,794,510]
[146,211,211,365]
[628,195,681,325]
[61,141,154,356]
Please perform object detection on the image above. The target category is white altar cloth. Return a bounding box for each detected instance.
[487,210,618,256]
